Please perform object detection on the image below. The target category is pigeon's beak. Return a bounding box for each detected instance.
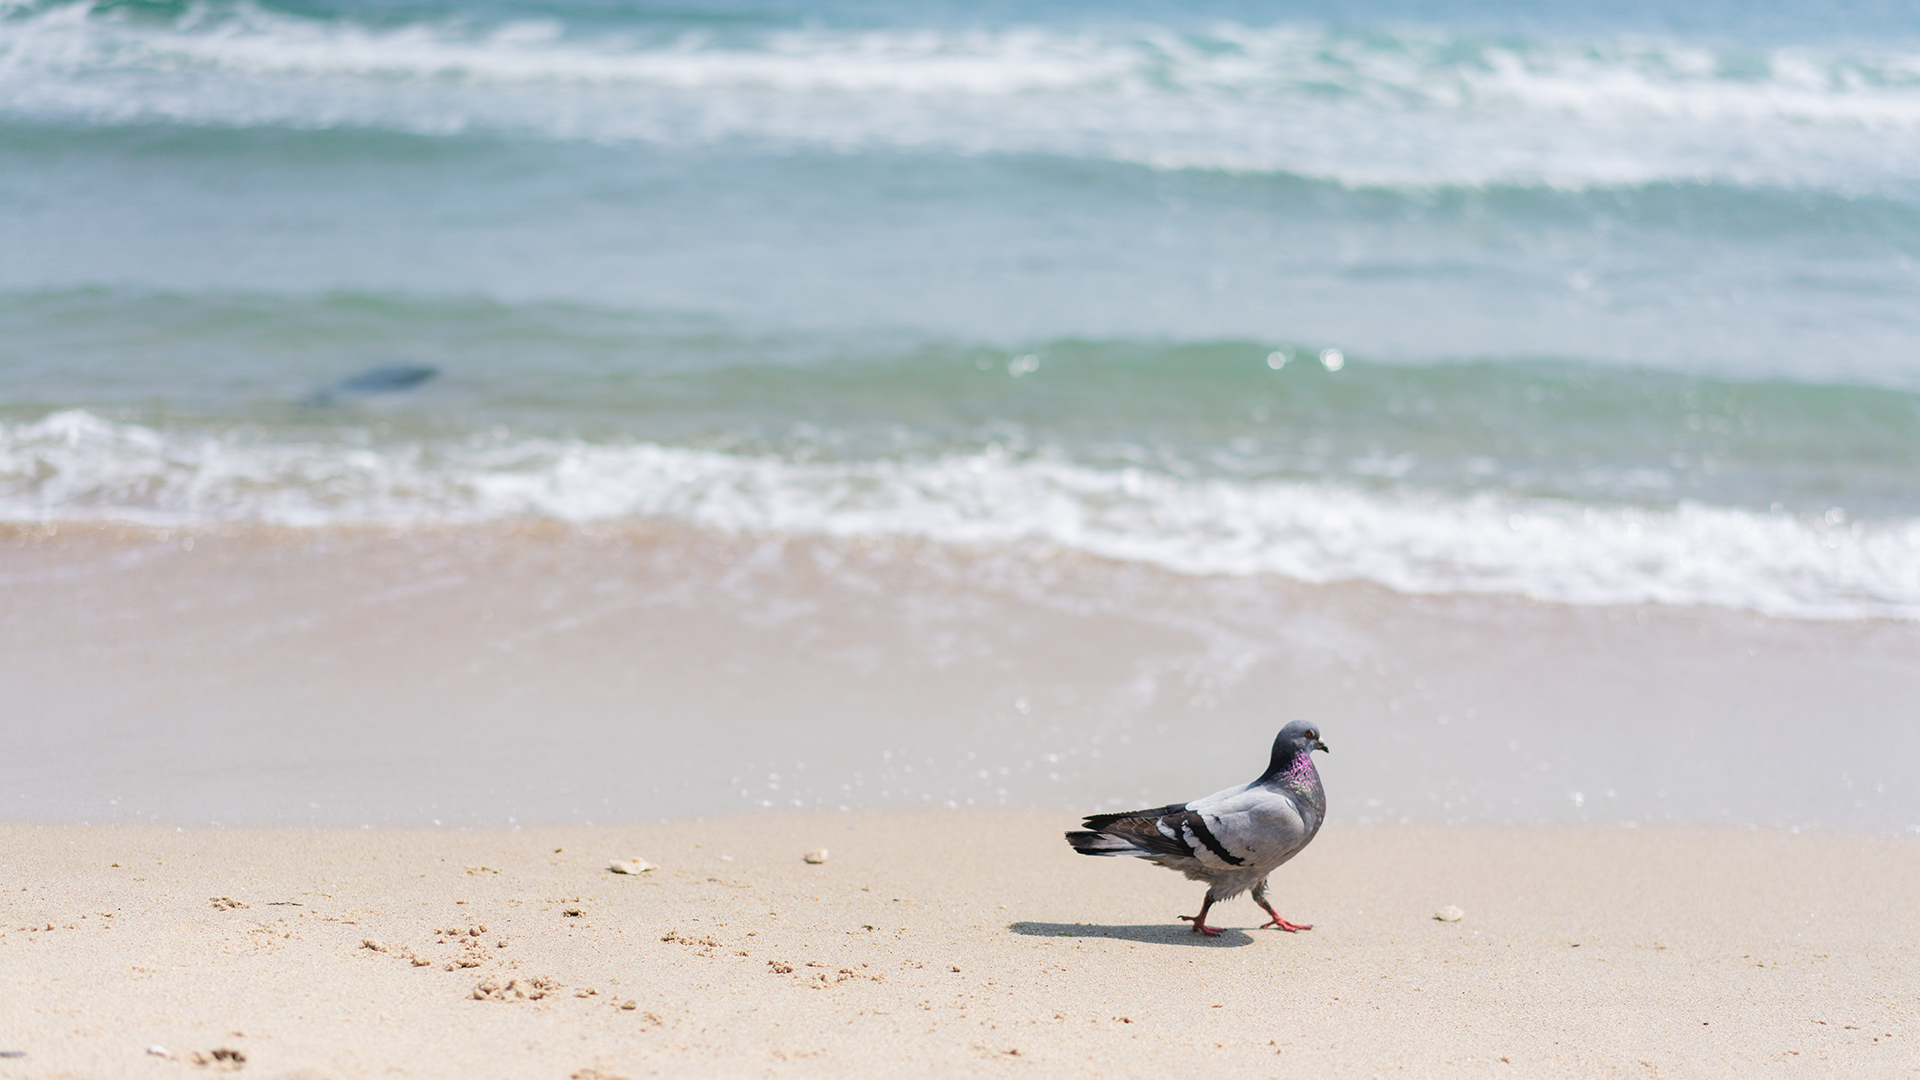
[1313,738,1329,753]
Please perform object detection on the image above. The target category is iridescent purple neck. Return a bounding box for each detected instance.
[1280,752,1325,816]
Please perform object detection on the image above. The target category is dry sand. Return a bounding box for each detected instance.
[2,814,1916,1078]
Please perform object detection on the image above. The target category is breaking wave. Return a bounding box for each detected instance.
[8,410,1919,621]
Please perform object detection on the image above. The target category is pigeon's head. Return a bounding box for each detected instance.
[1276,720,1329,756]
[1261,721,1328,784]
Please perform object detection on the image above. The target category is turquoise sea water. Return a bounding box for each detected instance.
[4,0,1920,622]
[6,0,1920,832]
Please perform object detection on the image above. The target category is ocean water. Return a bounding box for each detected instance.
[4,0,1920,829]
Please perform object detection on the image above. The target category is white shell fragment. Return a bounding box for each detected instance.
[608,858,656,875]
[803,849,829,864]
[147,1046,170,1058]
[1434,905,1465,922]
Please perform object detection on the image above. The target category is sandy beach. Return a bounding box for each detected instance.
[2,815,1916,1078]
[6,524,1920,1076]
[11,0,1920,1073]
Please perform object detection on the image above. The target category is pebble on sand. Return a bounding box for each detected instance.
[609,858,656,875]
[803,849,829,864]
[1434,905,1465,922]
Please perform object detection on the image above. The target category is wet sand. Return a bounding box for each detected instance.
[2,815,1916,1078]
[6,523,1919,832]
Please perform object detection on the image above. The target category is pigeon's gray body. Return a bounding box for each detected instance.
[1064,722,1328,934]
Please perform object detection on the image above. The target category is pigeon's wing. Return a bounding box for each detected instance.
[1067,803,1193,859]
[1070,794,1264,868]
[1078,803,1186,833]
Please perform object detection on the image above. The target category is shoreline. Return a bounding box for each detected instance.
[3,815,1916,1078]
[7,522,1920,833]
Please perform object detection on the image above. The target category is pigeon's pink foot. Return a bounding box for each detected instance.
[1178,914,1223,937]
[1258,916,1312,932]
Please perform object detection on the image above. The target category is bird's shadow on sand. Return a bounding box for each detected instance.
[1007,921,1256,947]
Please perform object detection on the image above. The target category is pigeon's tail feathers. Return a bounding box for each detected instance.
[1064,830,1145,857]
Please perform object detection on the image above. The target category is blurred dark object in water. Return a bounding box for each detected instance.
[305,364,438,405]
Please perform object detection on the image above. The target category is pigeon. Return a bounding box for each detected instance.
[1064,721,1328,936]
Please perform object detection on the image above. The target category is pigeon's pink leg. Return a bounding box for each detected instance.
[1178,894,1223,936]
[1255,899,1312,932]
[1257,914,1313,932]
[1252,882,1312,932]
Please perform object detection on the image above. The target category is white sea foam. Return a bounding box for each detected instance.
[7,4,1920,187]
[8,411,1918,621]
